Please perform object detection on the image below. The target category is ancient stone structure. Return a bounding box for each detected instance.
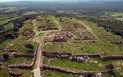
[70,56,86,63]
[44,31,71,42]
[72,53,101,58]
[42,51,71,58]
[13,53,35,57]
[22,29,35,36]
[38,24,58,31]
[42,64,81,74]
[8,64,32,69]
[52,35,67,42]
[101,55,123,61]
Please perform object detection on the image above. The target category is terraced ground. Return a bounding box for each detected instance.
[0,15,123,77]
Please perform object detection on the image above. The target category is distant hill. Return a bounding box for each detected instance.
[1,1,122,11]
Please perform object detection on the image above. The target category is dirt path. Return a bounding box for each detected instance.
[32,19,43,77]
[33,44,42,77]
[31,18,63,77]
[33,44,42,68]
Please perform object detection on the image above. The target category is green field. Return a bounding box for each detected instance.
[104,12,123,21]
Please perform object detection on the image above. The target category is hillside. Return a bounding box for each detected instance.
[0,15,123,77]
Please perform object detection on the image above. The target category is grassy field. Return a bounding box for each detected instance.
[111,12,123,17]
[44,17,123,55]
[23,11,38,15]
[42,16,123,77]
[104,12,123,21]
[0,19,37,77]
[0,17,19,25]
[0,7,18,14]
[0,15,123,77]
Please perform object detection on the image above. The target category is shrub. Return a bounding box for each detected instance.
[25,43,34,49]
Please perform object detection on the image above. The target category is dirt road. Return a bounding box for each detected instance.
[32,19,43,77]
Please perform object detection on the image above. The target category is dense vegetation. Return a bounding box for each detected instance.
[0,15,36,48]
[86,18,123,37]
